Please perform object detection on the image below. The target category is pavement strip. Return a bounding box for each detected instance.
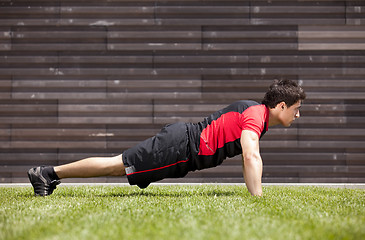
[1,182,364,189]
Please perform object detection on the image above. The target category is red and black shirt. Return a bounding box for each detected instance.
[187,100,269,171]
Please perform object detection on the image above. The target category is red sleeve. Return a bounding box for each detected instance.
[240,105,266,138]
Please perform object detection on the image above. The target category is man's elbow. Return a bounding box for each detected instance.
[243,153,261,165]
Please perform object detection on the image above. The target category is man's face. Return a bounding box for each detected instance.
[279,101,302,127]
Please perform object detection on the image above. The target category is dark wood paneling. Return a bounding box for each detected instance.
[0,0,364,183]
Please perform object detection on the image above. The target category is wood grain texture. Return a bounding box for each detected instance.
[0,0,364,183]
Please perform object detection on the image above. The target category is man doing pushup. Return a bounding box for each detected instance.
[28,78,306,197]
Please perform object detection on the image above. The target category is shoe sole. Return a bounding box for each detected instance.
[27,167,60,196]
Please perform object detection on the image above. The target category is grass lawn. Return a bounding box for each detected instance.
[0,185,364,240]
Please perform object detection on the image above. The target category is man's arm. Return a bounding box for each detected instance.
[240,130,263,196]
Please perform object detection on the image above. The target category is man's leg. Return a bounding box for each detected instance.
[28,154,126,196]
[54,154,126,179]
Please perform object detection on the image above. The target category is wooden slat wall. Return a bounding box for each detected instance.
[0,0,364,183]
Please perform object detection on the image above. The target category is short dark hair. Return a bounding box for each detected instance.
[262,79,306,108]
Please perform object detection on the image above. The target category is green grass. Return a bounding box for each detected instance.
[1,185,364,240]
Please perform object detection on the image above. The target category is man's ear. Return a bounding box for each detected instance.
[276,101,286,110]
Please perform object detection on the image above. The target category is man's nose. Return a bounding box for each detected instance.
[295,110,300,118]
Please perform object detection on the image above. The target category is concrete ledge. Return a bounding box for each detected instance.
[1,183,365,189]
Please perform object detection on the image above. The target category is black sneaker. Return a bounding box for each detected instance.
[27,166,61,196]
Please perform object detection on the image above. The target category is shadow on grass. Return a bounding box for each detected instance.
[50,185,248,198]
[106,190,244,198]
[15,185,252,198]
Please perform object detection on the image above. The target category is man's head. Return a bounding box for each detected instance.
[262,79,306,127]
[262,78,306,108]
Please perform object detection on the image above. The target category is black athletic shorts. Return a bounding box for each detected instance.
[122,122,191,188]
